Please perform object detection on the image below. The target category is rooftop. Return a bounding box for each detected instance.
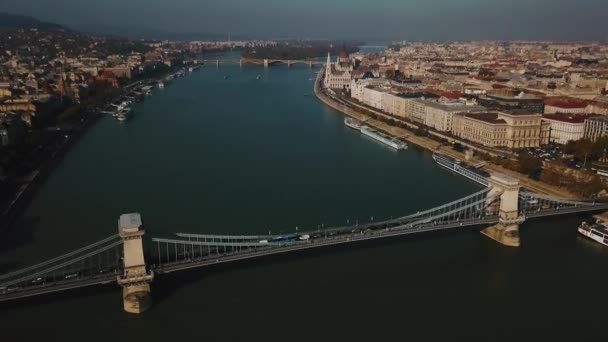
[487,93,543,101]
[542,113,588,124]
[544,97,589,108]
[457,112,507,125]
[119,213,142,232]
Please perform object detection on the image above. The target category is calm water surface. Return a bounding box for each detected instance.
[0,59,606,341]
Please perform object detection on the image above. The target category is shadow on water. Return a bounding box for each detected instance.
[0,282,119,313]
[0,216,41,257]
[0,225,509,313]
[152,225,492,304]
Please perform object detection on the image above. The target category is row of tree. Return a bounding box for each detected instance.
[564,137,608,166]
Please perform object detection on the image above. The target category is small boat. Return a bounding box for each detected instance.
[157,82,165,89]
[344,117,362,130]
[115,107,132,122]
[256,75,261,80]
[224,75,230,80]
[578,221,608,247]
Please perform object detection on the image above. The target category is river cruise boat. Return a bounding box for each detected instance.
[344,117,362,131]
[578,221,608,247]
[432,152,490,186]
[360,125,407,150]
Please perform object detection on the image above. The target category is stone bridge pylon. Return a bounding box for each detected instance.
[117,213,154,313]
[481,174,525,247]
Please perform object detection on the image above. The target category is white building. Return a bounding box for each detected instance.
[408,98,485,131]
[541,114,587,145]
[350,78,389,102]
[361,86,390,111]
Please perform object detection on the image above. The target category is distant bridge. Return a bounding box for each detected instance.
[1,173,607,312]
[201,57,326,68]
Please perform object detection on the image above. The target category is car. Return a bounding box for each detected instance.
[64,273,79,280]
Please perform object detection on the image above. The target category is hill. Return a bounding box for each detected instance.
[0,12,67,31]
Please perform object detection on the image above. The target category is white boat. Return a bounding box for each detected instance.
[344,117,362,131]
[432,152,490,186]
[141,86,153,95]
[360,125,407,150]
[110,101,131,113]
[157,82,165,89]
[115,107,132,121]
[578,221,608,247]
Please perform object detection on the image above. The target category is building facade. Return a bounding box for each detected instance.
[452,111,550,148]
[541,114,586,145]
[324,52,353,90]
[584,116,608,141]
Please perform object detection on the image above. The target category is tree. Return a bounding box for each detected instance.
[579,175,606,197]
[518,154,543,179]
[564,139,594,166]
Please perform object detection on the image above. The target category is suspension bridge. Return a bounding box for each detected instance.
[1,173,607,312]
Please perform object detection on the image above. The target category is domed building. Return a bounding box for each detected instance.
[323,51,354,91]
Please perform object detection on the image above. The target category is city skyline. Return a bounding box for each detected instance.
[2,0,608,41]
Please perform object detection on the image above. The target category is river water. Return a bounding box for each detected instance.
[0,58,606,341]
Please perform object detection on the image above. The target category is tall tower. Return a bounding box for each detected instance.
[481,174,525,247]
[324,52,331,88]
[117,213,154,313]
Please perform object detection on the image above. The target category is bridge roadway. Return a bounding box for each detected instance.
[155,215,502,274]
[0,273,116,302]
[152,203,608,274]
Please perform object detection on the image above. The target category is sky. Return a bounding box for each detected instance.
[2,0,608,41]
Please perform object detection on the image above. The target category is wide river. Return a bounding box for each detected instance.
[0,57,606,341]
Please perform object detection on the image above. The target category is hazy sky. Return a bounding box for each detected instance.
[2,0,608,40]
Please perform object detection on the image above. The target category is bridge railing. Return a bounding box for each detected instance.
[151,189,501,270]
[0,235,123,295]
[518,191,607,217]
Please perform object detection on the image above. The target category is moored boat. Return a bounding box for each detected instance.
[360,125,407,150]
[432,152,490,186]
[344,117,362,131]
[578,221,608,247]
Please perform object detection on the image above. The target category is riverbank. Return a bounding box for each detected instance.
[0,67,196,230]
[0,111,102,229]
[313,69,577,199]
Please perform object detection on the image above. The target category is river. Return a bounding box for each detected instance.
[0,56,606,341]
